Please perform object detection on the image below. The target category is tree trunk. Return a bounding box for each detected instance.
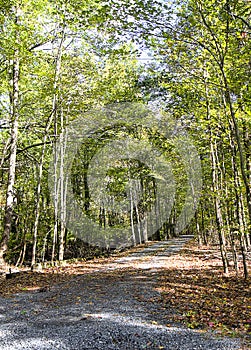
[0,11,20,266]
[129,185,136,246]
[50,27,65,264]
[211,140,229,274]
[204,67,229,273]
[58,122,68,261]
[32,134,51,266]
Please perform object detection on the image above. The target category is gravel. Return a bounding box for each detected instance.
[0,236,243,349]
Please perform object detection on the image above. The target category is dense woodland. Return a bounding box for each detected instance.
[0,0,250,279]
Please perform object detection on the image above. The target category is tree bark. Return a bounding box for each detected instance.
[58,121,68,261]
[0,10,20,266]
[50,27,65,264]
[204,66,229,273]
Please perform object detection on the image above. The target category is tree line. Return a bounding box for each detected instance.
[0,0,250,279]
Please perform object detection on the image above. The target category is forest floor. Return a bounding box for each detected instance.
[0,236,250,349]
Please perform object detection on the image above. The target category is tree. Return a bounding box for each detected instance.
[0,0,145,265]
[142,0,251,277]
[0,5,21,265]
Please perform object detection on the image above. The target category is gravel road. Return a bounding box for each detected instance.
[0,236,243,350]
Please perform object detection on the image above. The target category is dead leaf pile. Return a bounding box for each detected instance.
[156,240,251,341]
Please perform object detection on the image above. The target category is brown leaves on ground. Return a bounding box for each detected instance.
[0,239,250,344]
[156,240,251,341]
[0,241,156,296]
[0,270,72,296]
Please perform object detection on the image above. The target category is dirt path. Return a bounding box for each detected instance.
[0,236,242,349]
